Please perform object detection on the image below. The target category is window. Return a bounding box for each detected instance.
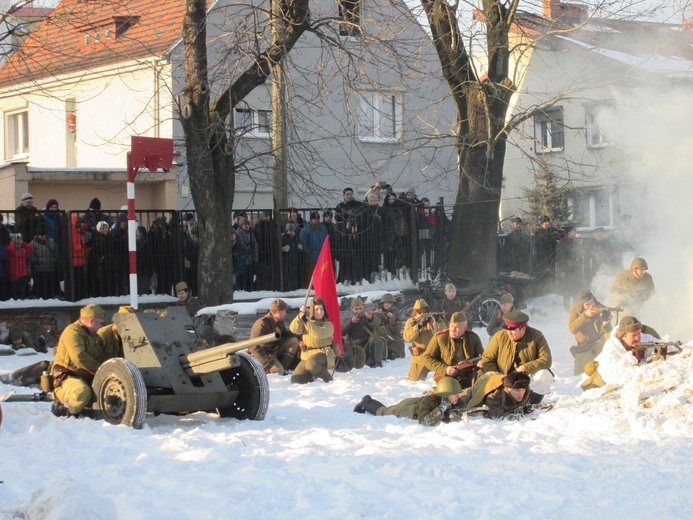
[338,0,362,37]
[534,107,564,153]
[233,108,271,138]
[358,93,402,141]
[568,187,619,228]
[6,110,29,159]
[585,102,614,148]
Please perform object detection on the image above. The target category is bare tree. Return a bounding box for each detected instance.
[180,0,310,305]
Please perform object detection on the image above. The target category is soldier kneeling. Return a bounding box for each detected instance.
[289,298,341,384]
[352,377,465,427]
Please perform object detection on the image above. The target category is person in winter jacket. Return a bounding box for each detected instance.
[30,224,60,299]
[7,233,33,299]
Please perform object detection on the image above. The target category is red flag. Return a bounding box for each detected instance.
[312,237,343,353]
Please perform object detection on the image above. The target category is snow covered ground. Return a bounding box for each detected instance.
[1,292,692,520]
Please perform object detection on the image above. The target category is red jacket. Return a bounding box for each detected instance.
[7,241,33,281]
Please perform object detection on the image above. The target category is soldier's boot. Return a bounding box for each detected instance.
[290,373,315,385]
[364,399,385,416]
[267,358,285,376]
[353,395,372,413]
[279,353,297,372]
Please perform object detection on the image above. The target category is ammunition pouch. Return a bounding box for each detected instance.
[51,364,72,389]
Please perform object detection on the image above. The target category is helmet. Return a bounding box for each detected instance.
[380,293,395,304]
[630,257,648,270]
[435,377,463,397]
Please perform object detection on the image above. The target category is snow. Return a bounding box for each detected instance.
[2,292,693,519]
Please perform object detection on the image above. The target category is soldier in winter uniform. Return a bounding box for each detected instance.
[341,297,386,368]
[481,311,553,404]
[289,298,341,384]
[50,305,110,417]
[433,283,467,323]
[422,312,484,389]
[403,298,438,381]
[486,293,515,337]
[175,281,205,325]
[352,377,465,427]
[610,257,655,313]
[568,290,612,375]
[248,298,300,375]
[461,371,531,419]
[374,293,405,360]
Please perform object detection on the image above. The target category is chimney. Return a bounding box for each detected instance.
[543,0,588,22]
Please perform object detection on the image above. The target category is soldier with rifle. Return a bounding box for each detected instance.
[568,290,617,375]
[481,311,553,404]
[581,316,681,390]
[422,311,484,389]
[352,377,466,427]
[433,283,468,323]
[448,371,532,421]
[342,297,386,369]
[373,293,406,360]
[403,299,438,381]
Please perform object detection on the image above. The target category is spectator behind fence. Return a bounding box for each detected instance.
[83,197,109,231]
[299,211,328,288]
[30,223,60,300]
[0,235,7,301]
[281,222,302,291]
[15,192,40,243]
[381,193,408,277]
[7,233,33,299]
[71,216,90,301]
[136,225,153,295]
[148,216,174,296]
[230,228,247,290]
[362,195,382,282]
[255,210,279,291]
[418,198,436,274]
[237,217,258,292]
[41,198,64,249]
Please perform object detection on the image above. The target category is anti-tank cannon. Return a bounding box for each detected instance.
[90,306,276,428]
[4,307,277,430]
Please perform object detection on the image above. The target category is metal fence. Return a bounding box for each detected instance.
[0,201,450,301]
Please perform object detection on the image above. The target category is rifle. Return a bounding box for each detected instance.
[446,405,489,422]
[596,306,624,323]
[633,340,683,360]
[414,311,446,327]
[461,290,488,316]
[433,356,482,383]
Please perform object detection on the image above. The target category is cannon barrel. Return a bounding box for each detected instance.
[181,332,280,375]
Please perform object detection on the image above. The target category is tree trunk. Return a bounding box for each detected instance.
[182,0,234,305]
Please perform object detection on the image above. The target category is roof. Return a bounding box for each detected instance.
[0,0,194,89]
[513,10,693,78]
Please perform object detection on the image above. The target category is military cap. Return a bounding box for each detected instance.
[500,293,514,305]
[380,293,396,303]
[175,281,189,293]
[502,310,528,329]
[619,316,642,334]
[631,257,648,270]
[413,298,429,310]
[450,311,467,324]
[269,298,289,311]
[435,377,463,397]
[577,289,594,303]
[81,304,105,320]
[503,372,530,389]
[350,297,364,308]
[444,283,456,292]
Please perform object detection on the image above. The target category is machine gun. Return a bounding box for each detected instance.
[596,306,624,322]
[3,307,279,429]
[433,356,483,383]
[633,340,683,361]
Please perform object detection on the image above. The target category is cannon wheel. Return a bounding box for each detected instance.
[218,352,269,420]
[92,358,147,429]
[477,298,501,327]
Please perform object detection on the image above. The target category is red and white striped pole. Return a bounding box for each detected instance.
[126,152,139,310]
